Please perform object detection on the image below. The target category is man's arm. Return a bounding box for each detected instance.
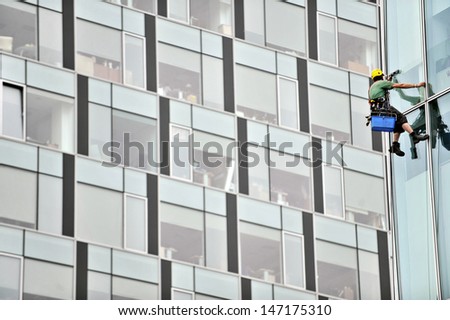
[392,81,426,89]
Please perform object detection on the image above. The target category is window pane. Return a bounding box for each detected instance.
[172,263,194,291]
[283,233,304,288]
[244,0,265,45]
[76,183,123,248]
[125,195,147,252]
[192,106,235,139]
[168,0,189,22]
[248,145,270,201]
[26,88,75,153]
[236,65,277,125]
[338,19,377,74]
[112,250,158,283]
[318,14,337,65]
[38,8,63,67]
[194,268,239,300]
[39,148,63,177]
[160,203,204,265]
[190,0,232,36]
[202,55,224,110]
[240,222,282,283]
[316,240,359,299]
[23,259,73,299]
[1,84,23,139]
[38,174,63,235]
[0,166,36,228]
[192,131,236,192]
[359,250,381,299]
[112,84,157,118]
[0,255,21,300]
[158,43,202,104]
[112,276,158,300]
[387,0,425,111]
[88,244,111,273]
[124,34,145,88]
[323,165,344,218]
[76,19,122,83]
[89,103,112,161]
[0,225,23,255]
[25,231,74,265]
[0,1,37,60]
[123,8,145,36]
[205,213,227,271]
[338,0,377,27]
[344,169,386,229]
[265,0,306,56]
[112,110,157,172]
[160,177,203,210]
[310,85,351,141]
[269,150,312,211]
[278,77,299,130]
[173,289,193,300]
[88,271,111,300]
[170,125,192,181]
[351,96,372,149]
[425,1,450,94]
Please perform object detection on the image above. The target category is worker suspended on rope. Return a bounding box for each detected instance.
[368,68,429,157]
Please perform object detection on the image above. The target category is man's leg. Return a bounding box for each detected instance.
[402,122,429,144]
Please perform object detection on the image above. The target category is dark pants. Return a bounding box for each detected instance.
[389,106,408,133]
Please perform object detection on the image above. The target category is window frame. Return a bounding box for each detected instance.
[317,12,338,66]
[322,164,345,220]
[277,75,299,130]
[172,287,194,300]
[122,31,147,89]
[282,231,305,289]
[0,253,24,300]
[169,123,193,182]
[168,0,190,24]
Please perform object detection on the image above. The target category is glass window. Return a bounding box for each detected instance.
[158,43,202,104]
[205,213,227,271]
[190,0,232,36]
[23,259,73,299]
[309,62,349,93]
[239,196,281,228]
[343,145,384,177]
[168,0,189,23]
[112,109,158,172]
[240,222,282,283]
[0,166,36,228]
[0,225,23,255]
[315,215,356,247]
[124,34,145,88]
[88,271,111,300]
[112,84,157,118]
[316,240,359,299]
[310,85,351,141]
[202,55,224,110]
[243,0,265,45]
[160,203,204,265]
[273,286,316,300]
[123,8,145,36]
[338,19,378,74]
[265,0,306,56]
[88,244,111,273]
[39,148,63,177]
[160,177,204,210]
[76,19,122,83]
[1,83,23,140]
[204,188,226,216]
[0,254,22,300]
[76,183,123,248]
[172,289,194,300]
[112,276,158,300]
[76,0,122,29]
[0,54,26,84]
[269,150,312,211]
[235,65,277,125]
[157,18,201,52]
[344,169,386,229]
[26,88,75,153]
[24,231,73,265]
[393,108,437,299]
[124,195,147,252]
[89,78,111,106]
[76,157,123,191]
[323,165,344,218]
[277,53,297,79]
[283,233,304,288]
[170,100,191,127]
[430,94,450,299]
[194,268,239,300]
[425,2,450,95]
[172,263,194,291]
[192,106,235,139]
[387,0,425,111]
[112,249,158,283]
[0,1,37,60]
[124,168,147,197]
[351,96,373,150]
[358,250,381,299]
[282,207,303,234]
[89,103,112,161]
[0,139,37,171]
[170,125,192,181]
[38,174,63,235]
[27,62,75,97]
[278,77,299,130]
[106,0,156,14]
[248,145,270,201]
[318,13,337,65]
[192,131,236,192]
[251,281,273,299]
[38,8,63,67]
[201,31,223,58]
[234,41,276,73]
[337,0,377,27]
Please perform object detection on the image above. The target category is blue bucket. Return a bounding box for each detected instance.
[371,115,396,132]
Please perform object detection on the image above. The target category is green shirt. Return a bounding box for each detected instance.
[369,80,393,100]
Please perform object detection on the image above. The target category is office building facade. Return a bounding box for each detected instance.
[0,0,444,300]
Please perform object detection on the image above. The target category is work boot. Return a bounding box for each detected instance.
[389,142,405,157]
[410,131,429,144]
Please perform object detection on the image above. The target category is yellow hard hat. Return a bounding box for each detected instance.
[371,69,384,79]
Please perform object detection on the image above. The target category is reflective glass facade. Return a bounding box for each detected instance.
[386,0,450,300]
[0,0,399,301]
